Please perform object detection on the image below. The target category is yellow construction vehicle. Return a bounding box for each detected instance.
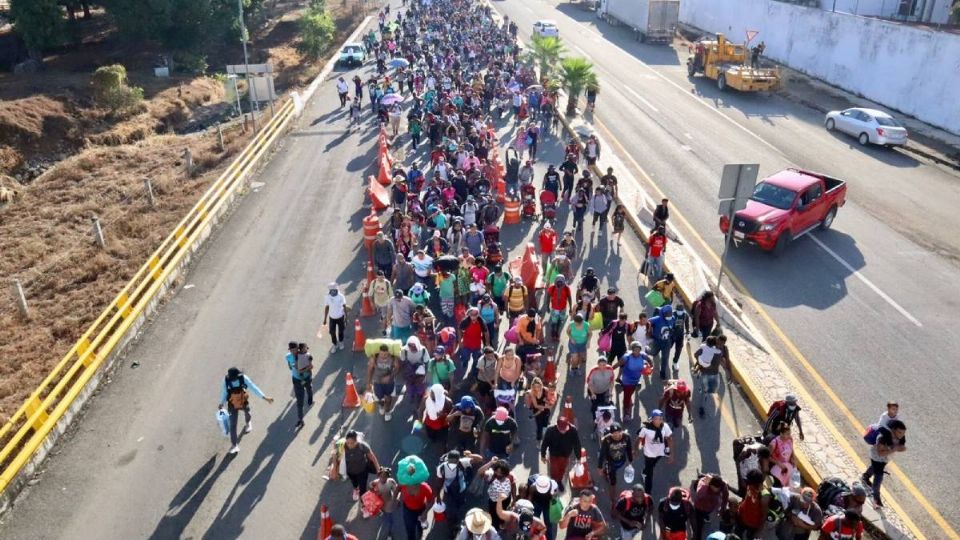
[686,33,780,92]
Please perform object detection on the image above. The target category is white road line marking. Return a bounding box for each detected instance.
[571,44,588,56]
[680,145,693,152]
[684,133,694,140]
[625,87,660,113]
[809,235,922,327]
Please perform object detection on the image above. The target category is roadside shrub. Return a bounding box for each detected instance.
[91,64,144,112]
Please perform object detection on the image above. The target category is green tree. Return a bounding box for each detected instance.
[102,0,239,52]
[559,57,597,115]
[298,6,335,58]
[11,0,65,61]
[527,34,565,79]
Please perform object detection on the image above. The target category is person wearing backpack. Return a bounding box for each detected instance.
[762,394,805,442]
[219,367,274,454]
[495,495,548,540]
[818,510,863,540]
[285,342,314,429]
[690,474,730,540]
[527,474,560,539]
[613,484,653,539]
[734,469,771,540]
[437,450,482,527]
[657,487,693,540]
[659,379,692,428]
[504,277,529,322]
[861,419,906,508]
[648,305,677,379]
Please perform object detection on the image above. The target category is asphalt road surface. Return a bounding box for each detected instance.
[495,0,960,535]
[0,45,762,539]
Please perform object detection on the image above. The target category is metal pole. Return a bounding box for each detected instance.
[238,0,258,132]
[91,216,106,248]
[10,279,28,319]
[717,206,736,292]
[231,75,242,115]
[144,177,156,207]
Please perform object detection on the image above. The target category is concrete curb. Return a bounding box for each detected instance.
[551,96,910,540]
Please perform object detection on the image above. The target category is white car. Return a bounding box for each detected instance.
[824,107,909,147]
[533,20,559,38]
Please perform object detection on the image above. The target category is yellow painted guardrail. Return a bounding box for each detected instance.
[0,99,295,495]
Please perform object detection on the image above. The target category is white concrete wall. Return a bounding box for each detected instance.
[827,0,899,18]
[680,0,960,135]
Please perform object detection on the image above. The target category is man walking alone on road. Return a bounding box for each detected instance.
[323,282,350,354]
[219,367,274,454]
[286,342,314,429]
[336,76,350,107]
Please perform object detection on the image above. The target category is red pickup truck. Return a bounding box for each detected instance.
[719,168,847,254]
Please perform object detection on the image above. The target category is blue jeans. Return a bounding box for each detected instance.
[646,255,664,282]
[402,505,424,540]
[380,510,395,539]
[458,346,482,377]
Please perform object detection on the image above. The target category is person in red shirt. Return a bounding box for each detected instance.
[645,226,668,284]
[538,222,558,272]
[400,480,434,540]
[735,469,770,539]
[459,307,489,377]
[546,275,573,342]
[819,510,864,539]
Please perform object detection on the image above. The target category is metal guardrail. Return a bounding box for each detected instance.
[0,100,295,495]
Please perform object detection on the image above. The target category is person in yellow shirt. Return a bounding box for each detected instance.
[503,276,528,322]
[652,273,678,305]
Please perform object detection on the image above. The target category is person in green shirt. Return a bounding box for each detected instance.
[427,346,456,390]
[566,312,592,375]
[486,265,511,312]
[438,271,457,326]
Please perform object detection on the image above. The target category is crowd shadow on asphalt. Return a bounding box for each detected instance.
[726,229,864,311]
[147,456,232,540]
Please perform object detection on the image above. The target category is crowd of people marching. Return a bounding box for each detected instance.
[215,0,909,538]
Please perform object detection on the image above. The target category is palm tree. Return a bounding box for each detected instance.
[559,57,598,116]
[527,34,566,78]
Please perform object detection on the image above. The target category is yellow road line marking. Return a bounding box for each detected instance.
[594,116,956,540]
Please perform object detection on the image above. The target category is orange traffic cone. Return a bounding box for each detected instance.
[343,373,362,408]
[569,448,593,490]
[561,395,575,425]
[318,503,333,539]
[352,319,366,352]
[360,280,377,318]
[366,261,376,284]
[543,355,557,384]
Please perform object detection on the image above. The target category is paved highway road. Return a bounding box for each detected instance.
[0,44,762,539]
[494,0,960,535]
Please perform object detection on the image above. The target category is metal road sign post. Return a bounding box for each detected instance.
[716,164,759,292]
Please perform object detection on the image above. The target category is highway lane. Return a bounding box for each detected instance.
[0,48,761,539]
[496,0,960,534]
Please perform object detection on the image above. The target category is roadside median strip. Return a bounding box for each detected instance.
[552,90,921,540]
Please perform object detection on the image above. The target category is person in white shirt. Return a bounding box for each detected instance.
[410,250,434,283]
[636,409,673,495]
[336,77,350,108]
[878,401,900,428]
[323,282,350,353]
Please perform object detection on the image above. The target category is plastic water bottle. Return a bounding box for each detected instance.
[790,469,802,489]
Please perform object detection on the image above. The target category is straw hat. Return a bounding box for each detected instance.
[465,508,492,534]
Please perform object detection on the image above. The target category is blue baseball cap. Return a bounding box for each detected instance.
[459,396,475,408]
[651,409,664,418]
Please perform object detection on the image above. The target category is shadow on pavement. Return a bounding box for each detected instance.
[147,456,233,540]
[726,229,864,311]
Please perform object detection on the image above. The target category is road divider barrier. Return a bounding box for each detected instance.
[0,12,377,513]
[0,98,295,506]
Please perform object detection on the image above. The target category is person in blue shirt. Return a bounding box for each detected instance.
[613,342,652,421]
[648,305,676,380]
[219,367,274,454]
[286,342,314,429]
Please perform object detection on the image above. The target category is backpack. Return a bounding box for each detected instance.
[617,489,651,517]
[225,371,248,410]
[863,423,882,445]
[816,477,850,512]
